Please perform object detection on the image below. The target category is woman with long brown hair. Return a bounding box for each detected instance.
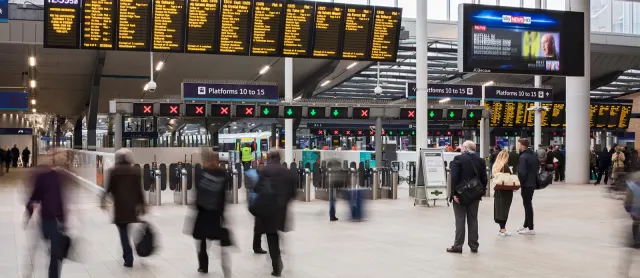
[191,148,232,276]
[492,151,517,236]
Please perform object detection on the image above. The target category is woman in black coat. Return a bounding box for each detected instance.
[191,149,231,275]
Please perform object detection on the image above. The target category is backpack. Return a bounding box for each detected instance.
[536,170,553,190]
[135,222,156,257]
[455,155,485,205]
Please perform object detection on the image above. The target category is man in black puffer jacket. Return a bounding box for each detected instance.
[517,138,539,235]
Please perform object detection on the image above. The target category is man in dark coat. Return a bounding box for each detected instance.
[508,146,520,174]
[254,151,297,277]
[100,148,146,267]
[595,147,611,185]
[517,138,539,235]
[11,145,19,168]
[447,140,488,254]
[4,148,11,173]
[553,146,565,182]
[22,147,31,168]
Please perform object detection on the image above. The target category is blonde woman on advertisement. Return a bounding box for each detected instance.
[492,151,518,237]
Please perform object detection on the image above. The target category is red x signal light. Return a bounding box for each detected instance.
[244,107,254,115]
[408,110,416,118]
[333,130,339,135]
[143,105,152,114]
[195,106,204,114]
[169,106,178,114]
[220,107,229,115]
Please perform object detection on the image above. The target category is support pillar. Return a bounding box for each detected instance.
[270,123,277,148]
[565,0,590,184]
[114,113,122,150]
[73,118,82,149]
[533,0,543,150]
[284,58,293,165]
[415,0,428,156]
[375,117,382,167]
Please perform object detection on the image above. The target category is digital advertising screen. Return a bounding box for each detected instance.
[458,4,585,76]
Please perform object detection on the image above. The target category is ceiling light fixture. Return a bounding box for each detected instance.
[347,62,358,69]
[294,96,301,101]
[483,81,494,87]
[28,56,36,67]
[259,65,270,75]
[320,80,331,87]
[143,83,149,91]
[155,61,164,71]
[32,108,36,113]
[29,80,36,88]
[438,98,451,103]
[31,99,36,105]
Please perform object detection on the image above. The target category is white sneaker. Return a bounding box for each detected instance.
[516,227,527,233]
[498,231,512,237]
[518,229,535,235]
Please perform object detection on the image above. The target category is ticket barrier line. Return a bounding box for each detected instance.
[310,161,400,201]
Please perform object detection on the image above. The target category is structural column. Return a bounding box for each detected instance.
[375,117,382,167]
[284,58,294,165]
[114,113,122,150]
[533,0,543,150]
[415,0,429,156]
[565,0,590,184]
[73,118,83,149]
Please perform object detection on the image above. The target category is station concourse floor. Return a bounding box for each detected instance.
[0,168,637,278]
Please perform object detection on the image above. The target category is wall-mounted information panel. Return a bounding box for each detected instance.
[45,0,402,62]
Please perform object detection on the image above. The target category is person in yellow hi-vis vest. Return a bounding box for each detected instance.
[241,143,255,170]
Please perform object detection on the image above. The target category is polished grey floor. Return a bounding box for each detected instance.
[1,168,637,278]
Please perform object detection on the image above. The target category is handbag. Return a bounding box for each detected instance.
[455,155,486,206]
[493,166,520,191]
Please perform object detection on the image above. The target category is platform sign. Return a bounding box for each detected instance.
[484,86,553,103]
[210,104,231,118]
[132,103,154,116]
[185,103,206,116]
[159,103,181,116]
[406,82,481,99]
[182,82,279,102]
[283,106,302,118]
[259,105,279,118]
[235,105,255,118]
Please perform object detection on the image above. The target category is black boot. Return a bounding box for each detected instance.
[271,258,283,277]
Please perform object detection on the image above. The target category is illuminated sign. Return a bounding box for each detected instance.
[186,0,219,53]
[619,105,632,130]
[550,103,565,128]
[607,105,621,129]
[251,0,284,56]
[352,107,370,119]
[595,105,610,128]
[45,0,81,49]
[185,104,206,116]
[218,0,252,54]
[589,104,599,128]
[400,108,416,120]
[342,6,374,60]
[153,0,186,52]
[330,107,348,119]
[282,2,314,57]
[210,104,231,117]
[117,0,152,50]
[466,109,482,120]
[488,101,503,127]
[235,105,255,118]
[370,6,402,61]
[283,106,302,118]
[132,103,154,116]
[447,109,463,120]
[159,103,181,116]
[81,0,115,49]
[259,105,279,118]
[312,3,345,59]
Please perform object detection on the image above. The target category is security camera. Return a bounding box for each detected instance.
[374,86,383,96]
[146,81,157,93]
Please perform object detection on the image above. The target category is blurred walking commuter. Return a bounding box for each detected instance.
[23,147,31,167]
[492,151,518,236]
[552,146,565,182]
[4,147,11,173]
[447,141,488,254]
[100,148,146,267]
[545,146,555,172]
[590,148,598,180]
[595,147,611,185]
[25,150,70,278]
[191,148,232,275]
[11,144,19,167]
[251,151,297,276]
[517,139,539,235]
[613,146,627,181]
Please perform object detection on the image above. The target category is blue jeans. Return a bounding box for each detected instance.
[329,188,336,219]
[41,219,62,278]
[116,224,133,265]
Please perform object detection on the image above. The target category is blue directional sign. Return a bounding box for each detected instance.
[182,82,279,102]
[0,0,8,23]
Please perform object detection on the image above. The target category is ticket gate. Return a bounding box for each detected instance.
[173,162,189,205]
[294,161,312,202]
[225,164,240,204]
[379,162,400,199]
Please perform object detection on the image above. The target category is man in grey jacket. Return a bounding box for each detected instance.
[517,139,539,235]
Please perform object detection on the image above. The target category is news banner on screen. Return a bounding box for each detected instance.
[44,0,402,62]
[458,4,584,76]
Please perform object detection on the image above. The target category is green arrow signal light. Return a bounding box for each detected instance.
[469,112,475,118]
[333,109,339,117]
[310,109,317,116]
[287,108,293,116]
[411,131,416,135]
[449,112,455,118]
[263,108,270,115]
[400,131,405,135]
[429,111,435,118]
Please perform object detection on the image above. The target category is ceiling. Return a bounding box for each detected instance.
[319,39,640,100]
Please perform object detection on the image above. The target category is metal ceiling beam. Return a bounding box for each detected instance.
[294,60,341,98]
[85,51,106,150]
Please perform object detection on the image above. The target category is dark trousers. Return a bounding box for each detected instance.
[452,200,480,250]
[23,158,29,167]
[12,158,17,168]
[41,219,62,278]
[521,187,535,230]
[596,167,610,184]
[253,218,263,251]
[243,161,251,170]
[116,223,133,265]
[266,233,282,272]
[4,162,9,173]
[329,188,336,219]
[197,240,231,274]
[554,165,565,181]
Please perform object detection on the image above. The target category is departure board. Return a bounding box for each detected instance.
[186,0,219,53]
[550,103,565,128]
[525,102,535,127]
[153,0,186,52]
[117,0,152,50]
[218,0,252,55]
[81,0,115,49]
[341,5,373,60]
[607,105,621,129]
[590,104,599,128]
[541,103,552,127]
[370,7,402,62]
[45,0,81,49]
[619,105,632,129]
[488,102,504,127]
[312,3,345,59]
[502,102,516,127]
[514,102,528,127]
[596,105,610,128]
[282,2,314,57]
[251,0,284,56]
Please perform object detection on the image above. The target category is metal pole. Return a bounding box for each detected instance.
[154,169,162,206]
[375,117,382,167]
[416,0,429,171]
[533,0,542,150]
[285,58,294,165]
[305,169,311,202]
[232,169,239,204]
[372,168,379,200]
[480,86,489,159]
[114,113,122,150]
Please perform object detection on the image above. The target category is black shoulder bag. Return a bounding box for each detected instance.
[455,155,485,206]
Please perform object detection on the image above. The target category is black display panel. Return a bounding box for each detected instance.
[235,104,256,117]
[370,6,402,62]
[540,103,553,127]
[607,105,621,129]
[186,0,220,53]
[117,0,152,50]
[159,103,181,116]
[352,107,370,119]
[306,106,325,118]
[132,103,154,116]
[185,103,206,116]
[310,128,325,136]
[283,106,302,118]
[513,102,528,127]
[488,101,503,127]
[311,3,345,59]
[251,0,284,56]
[525,102,535,127]
[210,104,231,117]
[153,0,186,52]
[282,2,314,57]
[399,108,416,120]
[466,109,482,120]
[446,109,463,120]
[590,104,599,128]
[341,5,373,60]
[458,4,585,76]
[81,0,116,49]
[218,0,252,55]
[502,102,516,127]
[550,103,565,128]
[329,107,348,119]
[259,105,279,118]
[595,105,610,128]
[619,105,632,130]
[428,109,443,120]
[45,0,81,49]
